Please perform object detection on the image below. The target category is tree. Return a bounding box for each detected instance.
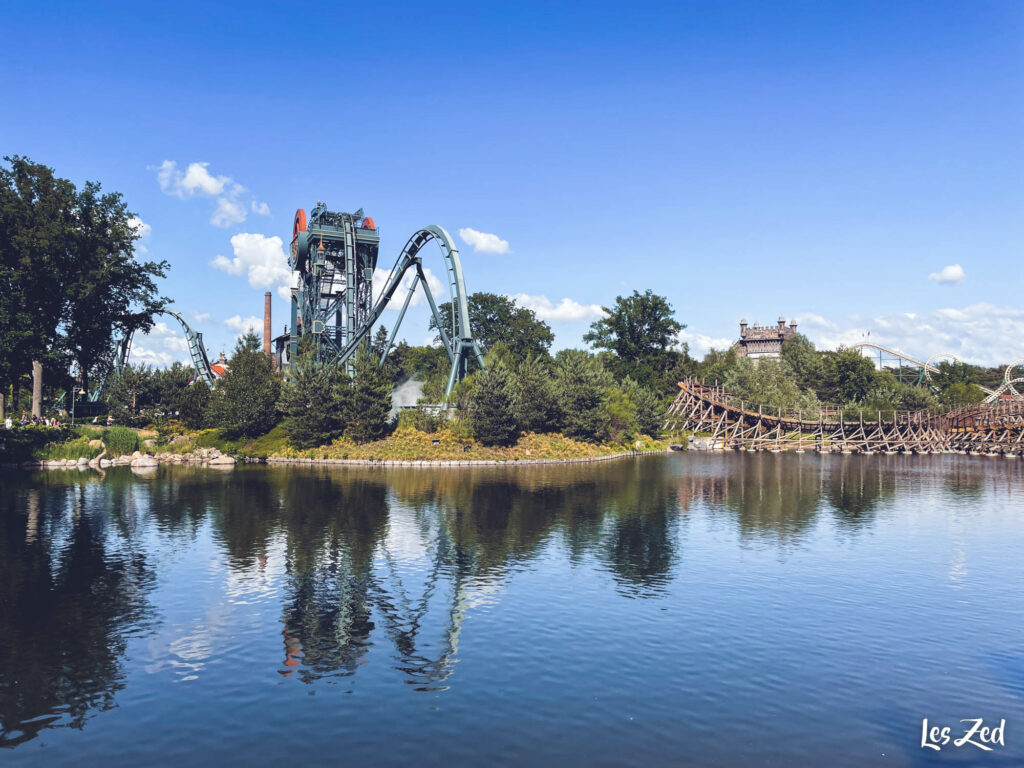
[723,358,820,416]
[622,378,665,437]
[469,362,519,446]
[939,381,986,408]
[62,180,169,392]
[210,332,281,438]
[583,289,684,388]
[178,380,212,429]
[511,354,559,434]
[0,156,78,417]
[104,363,156,420]
[819,349,877,404]
[781,334,824,395]
[431,292,554,362]
[280,336,351,448]
[345,341,392,443]
[0,156,168,417]
[553,350,612,442]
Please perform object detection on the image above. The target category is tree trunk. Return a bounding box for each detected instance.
[32,361,43,418]
[0,389,5,421]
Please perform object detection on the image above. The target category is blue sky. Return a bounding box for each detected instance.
[2,1,1021,365]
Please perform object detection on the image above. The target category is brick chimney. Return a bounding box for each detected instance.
[263,291,272,356]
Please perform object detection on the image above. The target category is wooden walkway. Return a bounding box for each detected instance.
[664,378,1024,456]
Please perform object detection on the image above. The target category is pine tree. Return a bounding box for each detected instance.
[553,350,611,442]
[281,338,350,448]
[512,354,558,434]
[469,362,519,446]
[210,332,281,438]
[345,341,392,443]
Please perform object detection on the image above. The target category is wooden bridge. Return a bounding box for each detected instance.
[664,378,1024,456]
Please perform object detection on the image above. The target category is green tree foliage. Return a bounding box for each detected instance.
[511,354,559,434]
[280,336,352,448]
[431,292,554,362]
[859,372,939,419]
[0,156,168,396]
[469,362,519,446]
[939,381,986,408]
[177,380,212,429]
[621,378,665,437]
[819,349,877,404]
[209,332,281,439]
[103,363,156,420]
[345,341,392,443]
[696,347,739,386]
[723,358,820,416]
[780,334,825,395]
[584,290,686,390]
[553,349,612,442]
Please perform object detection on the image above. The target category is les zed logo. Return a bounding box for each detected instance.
[921,718,1006,751]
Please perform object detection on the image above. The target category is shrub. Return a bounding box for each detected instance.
[103,425,140,457]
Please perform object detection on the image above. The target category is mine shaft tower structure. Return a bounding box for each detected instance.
[288,202,485,394]
[289,203,380,374]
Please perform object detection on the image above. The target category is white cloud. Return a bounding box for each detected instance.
[156,160,230,198]
[154,159,268,229]
[224,315,264,337]
[191,311,212,323]
[131,321,191,367]
[211,197,246,228]
[129,215,151,253]
[799,302,1024,367]
[372,267,446,309]
[928,263,965,285]
[458,227,510,254]
[678,329,734,357]
[211,233,295,299]
[511,293,605,322]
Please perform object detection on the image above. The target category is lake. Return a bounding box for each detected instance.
[1,454,1022,766]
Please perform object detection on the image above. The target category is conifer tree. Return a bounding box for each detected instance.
[345,341,392,443]
[469,362,519,446]
[512,354,558,434]
[210,332,281,438]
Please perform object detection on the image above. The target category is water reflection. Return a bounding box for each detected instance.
[0,478,156,747]
[1,454,1021,750]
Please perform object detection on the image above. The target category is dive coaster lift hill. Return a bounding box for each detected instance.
[282,203,485,393]
[85,204,486,409]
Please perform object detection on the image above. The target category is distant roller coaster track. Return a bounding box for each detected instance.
[850,342,1000,397]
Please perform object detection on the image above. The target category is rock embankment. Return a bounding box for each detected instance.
[11,447,237,470]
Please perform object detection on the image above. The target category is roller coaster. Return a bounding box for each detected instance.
[665,377,1024,455]
[852,342,1023,403]
[85,203,484,407]
[287,203,484,394]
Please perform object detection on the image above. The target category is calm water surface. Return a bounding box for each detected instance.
[1,454,1022,766]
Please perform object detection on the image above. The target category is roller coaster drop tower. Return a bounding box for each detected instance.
[288,203,484,394]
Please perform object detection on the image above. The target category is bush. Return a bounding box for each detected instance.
[36,437,103,461]
[103,425,140,457]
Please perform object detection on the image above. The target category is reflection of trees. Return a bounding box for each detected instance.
[0,477,155,748]
[824,457,894,530]
[672,454,888,544]
[1,452,906,746]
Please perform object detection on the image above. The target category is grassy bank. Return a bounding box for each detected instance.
[263,427,667,462]
[3,423,668,465]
